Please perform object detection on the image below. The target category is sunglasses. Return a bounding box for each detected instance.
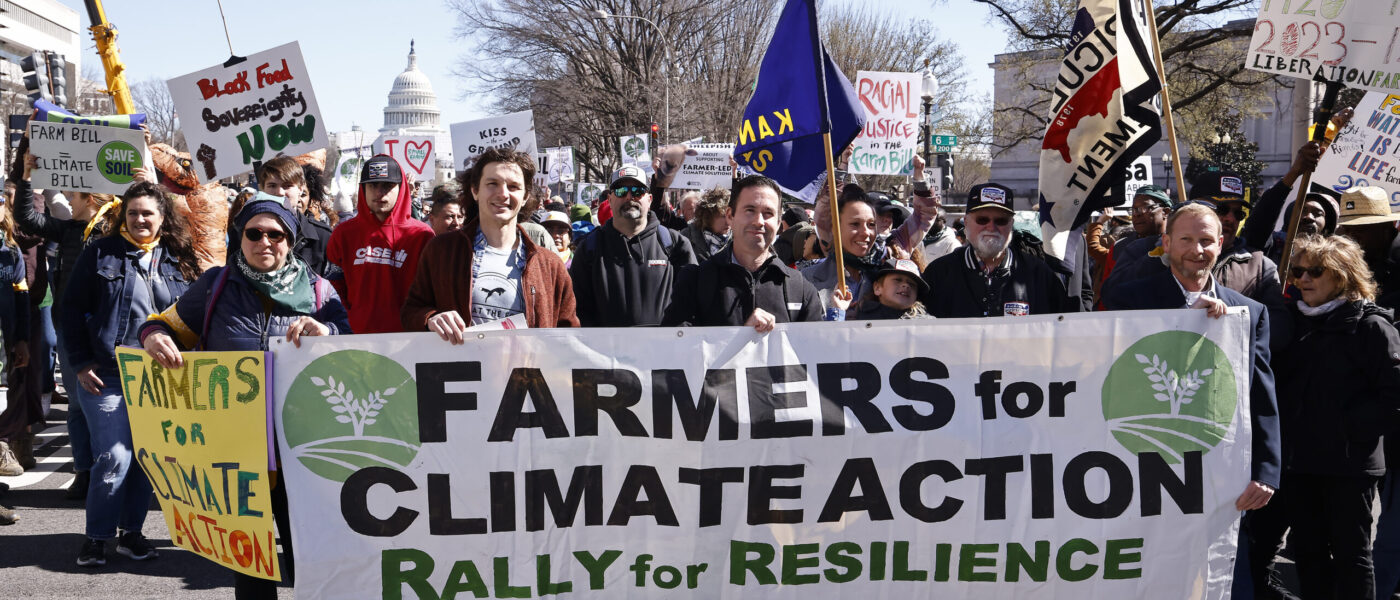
[1289,266,1326,280]
[1213,205,1247,219]
[244,228,287,243]
[972,215,1012,227]
[611,185,647,198]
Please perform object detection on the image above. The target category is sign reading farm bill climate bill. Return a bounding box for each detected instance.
[450,110,538,173]
[28,122,150,195]
[167,42,329,184]
[273,311,1251,598]
[1245,0,1400,93]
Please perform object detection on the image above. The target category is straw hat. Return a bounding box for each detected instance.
[1337,186,1400,226]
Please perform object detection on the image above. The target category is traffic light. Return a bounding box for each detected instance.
[46,52,67,108]
[648,122,659,153]
[21,52,50,104]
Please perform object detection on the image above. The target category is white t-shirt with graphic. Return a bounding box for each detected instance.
[470,232,526,325]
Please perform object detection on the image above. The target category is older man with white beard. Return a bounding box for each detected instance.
[919,183,1072,318]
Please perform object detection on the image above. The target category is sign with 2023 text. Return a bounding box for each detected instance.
[116,347,279,581]
[273,311,1252,598]
[166,41,329,183]
[27,121,150,195]
[1245,0,1400,93]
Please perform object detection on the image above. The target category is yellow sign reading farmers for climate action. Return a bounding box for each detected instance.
[115,347,280,581]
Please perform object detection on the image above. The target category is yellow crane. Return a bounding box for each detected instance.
[84,0,135,115]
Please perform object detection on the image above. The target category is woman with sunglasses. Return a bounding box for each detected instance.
[61,180,201,568]
[139,196,349,597]
[1268,235,1400,599]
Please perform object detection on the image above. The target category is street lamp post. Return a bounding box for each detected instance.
[920,62,939,189]
[591,9,671,144]
[1160,152,1173,198]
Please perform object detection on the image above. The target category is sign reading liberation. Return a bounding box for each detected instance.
[273,311,1252,598]
[1246,0,1400,93]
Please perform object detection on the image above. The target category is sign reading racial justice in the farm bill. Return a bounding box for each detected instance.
[27,121,150,195]
[849,71,921,176]
[115,347,280,581]
[272,311,1253,598]
[167,41,329,184]
[1245,0,1400,93]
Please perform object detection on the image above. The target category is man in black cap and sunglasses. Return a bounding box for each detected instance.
[920,183,1072,318]
[569,165,697,327]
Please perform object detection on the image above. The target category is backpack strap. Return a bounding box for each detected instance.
[198,266,234,351]
[657,225,674,261]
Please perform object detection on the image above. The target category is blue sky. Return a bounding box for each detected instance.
[56,0,1003,132]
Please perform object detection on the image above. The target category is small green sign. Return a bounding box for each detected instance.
[931,134,959,147]
[97,140,143,185]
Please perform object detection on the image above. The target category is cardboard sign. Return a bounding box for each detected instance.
[449,110,537,173]
[116,347,279,581]
[273,311,1253,598]
[27,121,151,194]
[1315,92,1400,210]
[674,143,736,191]
[1246,2,1400,93]
[849,71,921,176]
[1119,155,1155,207]
[166,42,329,183]
[374,135,435,182]
[620,134,653,174]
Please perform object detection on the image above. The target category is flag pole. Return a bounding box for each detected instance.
[1279,80,1343,278]
[1141,0,1187,204]
[823,132,848,295]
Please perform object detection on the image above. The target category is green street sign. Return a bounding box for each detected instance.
[931,134,959,147]
[933,145,956,153]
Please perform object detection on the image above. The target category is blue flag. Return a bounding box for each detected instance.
[733,0,865,198]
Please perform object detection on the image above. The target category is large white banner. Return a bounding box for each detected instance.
[1315,92,1400,210]
[1246,1,1400,94]
[450,111,538,173]
[849,71,920,176]
[273,311,1251,598]
[166,42,329,183]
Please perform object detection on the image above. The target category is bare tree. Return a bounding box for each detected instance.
[449,0,977,185]
[131,77,184,151]
[975,0,1285,157]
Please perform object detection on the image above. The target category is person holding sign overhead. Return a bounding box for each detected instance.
[60,180,201,568]
[139,196,349,597]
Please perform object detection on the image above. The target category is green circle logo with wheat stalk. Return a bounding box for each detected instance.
[283,350,420,482]
[1101,332,1237,463]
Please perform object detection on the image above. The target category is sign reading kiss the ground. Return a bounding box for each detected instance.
[273,310,1252,598]
[27,121,150,195]
[374,135,436,182]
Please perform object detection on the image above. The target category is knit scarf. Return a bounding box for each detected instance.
[119,223,160,253]
[235,252,314,314]
[1296,296,1347,317]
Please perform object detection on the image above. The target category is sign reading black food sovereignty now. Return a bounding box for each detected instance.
[273,311,1253,598]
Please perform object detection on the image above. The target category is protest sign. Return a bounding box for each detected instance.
[166,42,329,183]
[1315,92,1400,209]
[450,110,537,172]
[374,135,436,182]
[273,311,1250,598]
[620,134,653,174]
[115,347,279,581]
[27,121,150,194]
[1119,155,1154,207]
[575,182,604,205]
[849,71,920,176]
[546,147,575,184]
[673,143,736,191]
[1246,2,1400,93]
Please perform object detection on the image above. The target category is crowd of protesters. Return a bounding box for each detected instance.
[0,126,1395,599]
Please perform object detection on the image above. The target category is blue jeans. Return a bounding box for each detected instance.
[76,377,152,539]
[57,333,91,472]
[1374,471,1400,598]
[37,306,55,395]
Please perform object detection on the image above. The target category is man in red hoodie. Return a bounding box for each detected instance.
[325,154,434,333]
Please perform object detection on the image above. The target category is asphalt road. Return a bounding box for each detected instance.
[0,401,291,599]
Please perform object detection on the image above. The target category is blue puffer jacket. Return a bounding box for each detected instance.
[62,235,192,377]
[0,240,29,346]
[141,263,350,353]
